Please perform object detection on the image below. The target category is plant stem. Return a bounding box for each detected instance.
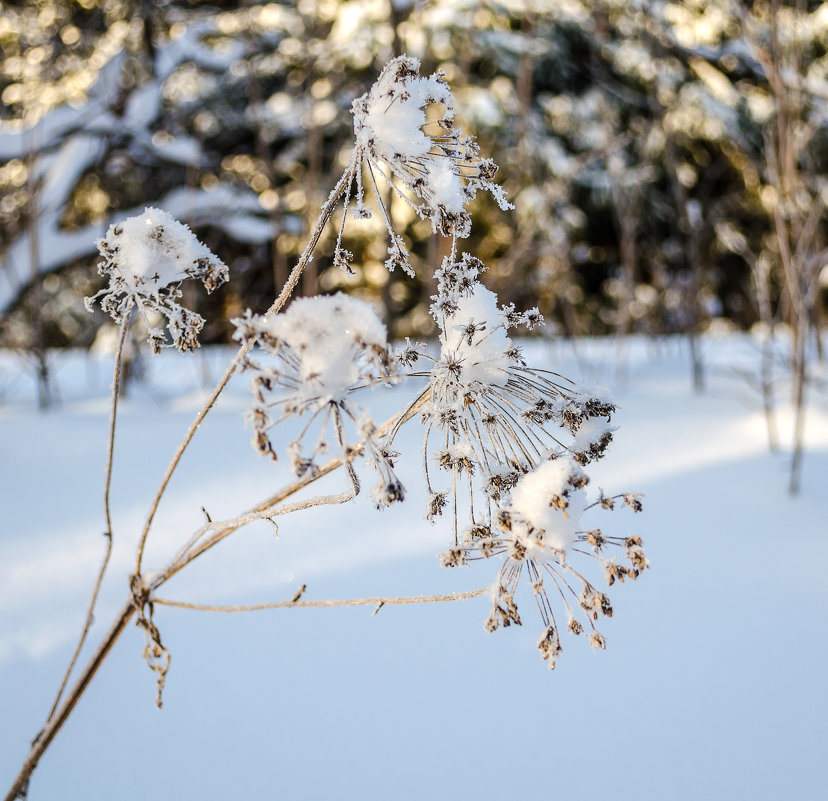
[3,601,136,801]
[153,587,488,613]
[134,164,356,576]
[4,381,428,801]
[44,318,129,723]
[155,389,429,587]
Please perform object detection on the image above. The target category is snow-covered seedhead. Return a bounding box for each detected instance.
[347,55,512,275]
[507,458,588,552]
[419,255,616,502]
[402,253,646,667]
[453,459,647,670]
[426,253,542,401]
[238,293,391,406]
[431,255,515,390]
[85,208,228,353]
[234,294,403,504]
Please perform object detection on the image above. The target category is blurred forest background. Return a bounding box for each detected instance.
[2,0,827,399]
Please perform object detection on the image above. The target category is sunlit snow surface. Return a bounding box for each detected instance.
[1,336,827,800]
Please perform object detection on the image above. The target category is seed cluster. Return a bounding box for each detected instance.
[85,208,228,353]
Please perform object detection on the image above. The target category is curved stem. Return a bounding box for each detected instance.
[4,358,425,801]
[134,163,356,576]
[154,392,427,588]
[44,317,129,724]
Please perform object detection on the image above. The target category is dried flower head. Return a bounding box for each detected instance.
[411,254,615,531]
[390,251,647,668]
[85,207,228,353]
[468,460,647,668]
[345,55,513,275]
[234,293,402,501]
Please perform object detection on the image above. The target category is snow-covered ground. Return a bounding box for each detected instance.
[1,335,826,800]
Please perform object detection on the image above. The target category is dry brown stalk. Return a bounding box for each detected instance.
[44,317,130,724]
[134,163,358,575]
[3,380,429,801]
[152,587,488,614]
[4,601,136,801]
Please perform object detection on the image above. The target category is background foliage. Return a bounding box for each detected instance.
[1,0,827,354]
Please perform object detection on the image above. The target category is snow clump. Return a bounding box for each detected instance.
[233,294,403,503]
[85,207,228,353]
[344,55,513,277]
[439,282,512,388]
[508,459,586,552]
[242,293,391,406]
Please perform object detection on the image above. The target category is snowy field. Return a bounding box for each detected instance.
[1,335,827,800]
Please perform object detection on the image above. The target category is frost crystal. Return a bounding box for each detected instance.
[85,207,228,353]
[347,55,513,275]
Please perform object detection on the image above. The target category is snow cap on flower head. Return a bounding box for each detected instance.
[237,292,391,406]
[353,55,454,164]
[507,458,588,553]
[349,55,513,261]
[233,293,404,505]
[427,253,541,392]
[85,207,228,353]
[438,281,513,388]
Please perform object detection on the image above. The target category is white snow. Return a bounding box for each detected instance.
[100,208,221,292]
[360,85,431,159]
[424,158,466,213]
[248,293,388,404]
[439,283,511,387]
[509,458,584,551]
[1,334,827,800]
[354,56,452,161]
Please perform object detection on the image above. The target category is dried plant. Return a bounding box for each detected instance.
[84,207,229,354]
[4,56,647,801]
[340,55,513,275]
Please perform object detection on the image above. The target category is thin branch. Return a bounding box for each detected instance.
[44,316,129,723]
[134,162,357,576]
[3,601,136,801]
[5,359,424,801]
[152,587,488,613]
[154,389,430,587]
